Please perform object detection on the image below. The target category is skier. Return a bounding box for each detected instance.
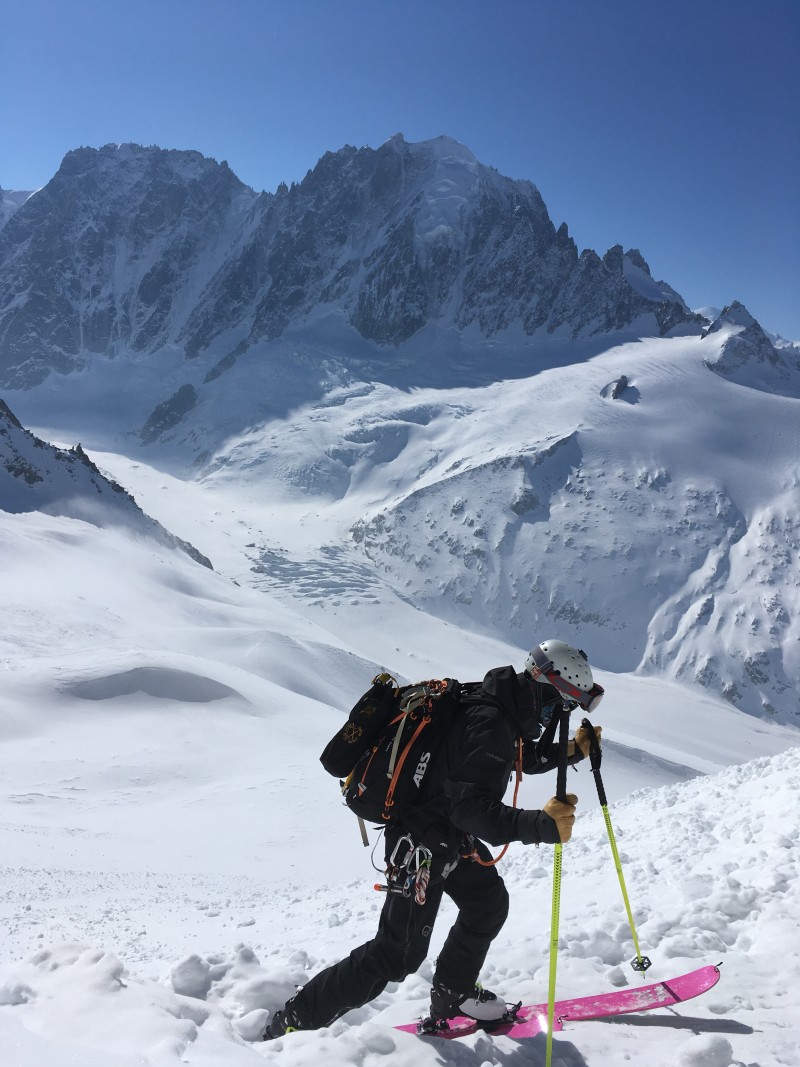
[264,639,604,1038]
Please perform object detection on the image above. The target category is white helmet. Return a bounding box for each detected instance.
[524,639,604,711]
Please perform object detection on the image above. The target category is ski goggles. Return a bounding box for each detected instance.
[526,646,605,713]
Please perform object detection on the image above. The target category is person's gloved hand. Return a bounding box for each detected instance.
[519,794,579,844]
[542,794,578,842]
[569,724,602,760]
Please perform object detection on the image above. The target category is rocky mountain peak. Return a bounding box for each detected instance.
[705,299,758,332]
[0,144,257,388]
[624,248,651,273]
[702,301,799,396]
[602,244,626,272]
[1,136,712,391]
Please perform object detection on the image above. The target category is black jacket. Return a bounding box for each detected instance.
[399,666,581,860]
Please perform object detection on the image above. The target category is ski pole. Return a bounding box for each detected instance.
[582,717,651,974]
[545,705,571,1067]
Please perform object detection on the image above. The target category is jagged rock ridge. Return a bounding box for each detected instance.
[0,146,253,388]
[0,398,212,568]
[702,301,800,397]
[0,137,707,390]
[0,187,33,231]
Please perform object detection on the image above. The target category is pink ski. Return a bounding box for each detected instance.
[395,963,721,1040]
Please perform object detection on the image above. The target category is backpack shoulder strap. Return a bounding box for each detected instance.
[458,680,484,700]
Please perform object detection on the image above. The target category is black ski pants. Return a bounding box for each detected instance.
[287,829,510,1030]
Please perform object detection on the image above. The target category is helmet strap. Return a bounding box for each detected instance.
[527,671,543,718]
[538,706,560,748]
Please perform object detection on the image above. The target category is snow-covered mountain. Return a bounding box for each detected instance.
[2,132,800,1067]
[0,147,253,389]
[87,315,790,724]
[0,136,705,393]
[0,399,211,567]
[1,136,797,724]
[702,300,800,396]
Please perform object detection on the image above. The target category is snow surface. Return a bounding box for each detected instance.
[2,281,800,1065]
[2,446,800,1066]
[38,325,796,722]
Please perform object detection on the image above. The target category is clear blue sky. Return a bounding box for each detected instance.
[3,0,799,337]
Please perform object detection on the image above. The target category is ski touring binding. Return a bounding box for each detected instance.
[416,999,522,1035]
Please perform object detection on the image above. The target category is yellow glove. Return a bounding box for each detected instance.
[570,724,602,759]
[542,793,579,842]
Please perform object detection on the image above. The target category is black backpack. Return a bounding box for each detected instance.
[320,673,468,825]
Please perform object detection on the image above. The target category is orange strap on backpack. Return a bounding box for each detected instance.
[382,713,431,816]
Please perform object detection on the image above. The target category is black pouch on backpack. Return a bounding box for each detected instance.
[320,673,404,778]
[343,678,463,824]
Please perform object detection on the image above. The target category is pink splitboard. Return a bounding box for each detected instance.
[395,963,721,1040]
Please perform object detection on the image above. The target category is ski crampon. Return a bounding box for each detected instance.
[395,963,721,1040]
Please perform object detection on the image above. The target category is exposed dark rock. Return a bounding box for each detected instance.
[0,137,704,390]
[611,374,629,399]
[140,384,199,443]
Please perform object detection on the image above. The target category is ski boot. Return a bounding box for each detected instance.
[420,980,521,1033]
[263,1002,303,1040]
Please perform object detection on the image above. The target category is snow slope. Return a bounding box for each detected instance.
[4,139,797,727]
[64,324,800,724]
[2,640,798,1067]
[2,234,799,1067]
[0,400,210,567]
[2,484,799,1066]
